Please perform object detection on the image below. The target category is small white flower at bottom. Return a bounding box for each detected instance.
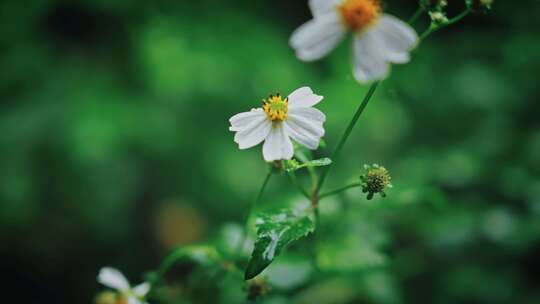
[289,0,419,83]
[229,87,326,162]
[97,267,150,304]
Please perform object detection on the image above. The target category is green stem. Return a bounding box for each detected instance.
[158,249,185,277]
[408,7,425,24]
[295,151,320,213]
[420,8,472,41]
[288,171,310,199]
[320,182,363,199]
[419,24,438,41]
[237,170,273,254]
[316,81,380,192]
[316,7,471,194]
[247,170,273,228]
[448,7,472,25]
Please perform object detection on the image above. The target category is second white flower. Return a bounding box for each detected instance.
[290,0,419,83]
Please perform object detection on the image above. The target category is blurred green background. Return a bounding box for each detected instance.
[1,0,539,303]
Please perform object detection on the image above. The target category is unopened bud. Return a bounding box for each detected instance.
[429,11,449,25]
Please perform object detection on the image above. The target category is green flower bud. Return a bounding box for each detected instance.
[429,11,449,25]
[360,164,393,200]
[283,159,301,172]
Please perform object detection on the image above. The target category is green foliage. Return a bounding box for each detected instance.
[245,209,316,280]
[2,0,540,303]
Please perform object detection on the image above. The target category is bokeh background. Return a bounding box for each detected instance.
[1,0,539,303]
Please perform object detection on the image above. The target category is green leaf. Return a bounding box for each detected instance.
[283,158,332,172]
[244,209,315,280]
[305,158,332,167]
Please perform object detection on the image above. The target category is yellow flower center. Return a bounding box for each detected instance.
[338,0,381,31]
[262,94,288,121]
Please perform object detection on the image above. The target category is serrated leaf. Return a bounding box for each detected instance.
[245,209,315,280]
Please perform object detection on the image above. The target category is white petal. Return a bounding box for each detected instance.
[289,107,326,123]
[286,110,326,145]
[288,87,323,108]
[309,0,343,16]
[284,121,320,150]
[352,30,390,83]
[133,283,150,297]
[290,12,346,62]
[97,267,130,291]
[361,14,418,64]
[378,14,419,52]
[234,118,272,150]
[229,109,266,132]
[262,124,294,162]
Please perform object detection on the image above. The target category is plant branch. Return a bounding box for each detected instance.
[236,169,273,255]
[288,171,310,199]
[408,7,425,24]
[316,81,380,193]
[320,182,363,199]
[420,8,472,41]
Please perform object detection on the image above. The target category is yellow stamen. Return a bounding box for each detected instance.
[262,94,288,122]
[338,0,381,32]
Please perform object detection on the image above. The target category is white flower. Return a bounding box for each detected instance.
[97,267,150,304]
[290,0,419,83]
[229,87,326,162]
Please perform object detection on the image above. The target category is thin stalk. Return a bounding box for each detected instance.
[420,8,472,41]
[316,81,380,192]
[288,171,310,199]
[245,170,272,231]
[320,182,363,199]
[316,7,472,194]
[408,7,425,24]
[296,152,320,223]
[236,170,273,254]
